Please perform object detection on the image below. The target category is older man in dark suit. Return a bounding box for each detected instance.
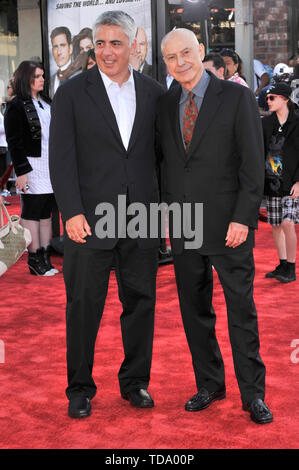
[49,11,164,418]
[156,28,273,424]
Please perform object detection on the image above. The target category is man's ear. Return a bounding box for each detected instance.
[199,43,205,61]
[219,66,225,79]
[130,39,137,55]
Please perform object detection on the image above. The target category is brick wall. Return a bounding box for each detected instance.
[253,0,289,66]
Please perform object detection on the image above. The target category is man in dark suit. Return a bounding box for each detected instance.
[49,11,164,418]
[156,28,273,424]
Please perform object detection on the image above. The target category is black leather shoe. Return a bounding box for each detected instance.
[122,389,154,408]
[185,387,226,411]
[68,396,91,418]
[242,398,273,424]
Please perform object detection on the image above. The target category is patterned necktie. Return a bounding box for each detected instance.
[182,92,198,152]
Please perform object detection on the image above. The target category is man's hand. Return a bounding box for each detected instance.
[290,182,299,199]
[66,214,92,244]
[225,222,249,248]
[129,52,142,71]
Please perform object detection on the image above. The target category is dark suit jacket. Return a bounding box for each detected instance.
[49,65,164,249]
[156,72,265,255]
[262,109,299,193]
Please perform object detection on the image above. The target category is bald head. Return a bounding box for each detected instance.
[161,28,199,54]
[137,26,147,41]
[161,28,205,91]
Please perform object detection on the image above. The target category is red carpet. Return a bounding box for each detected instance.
[0,196,298,449]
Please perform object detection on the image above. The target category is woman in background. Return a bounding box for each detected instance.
[4,60,58,276]
[220,48,248,87]
[262,82,299,283]
[72,27,93,60]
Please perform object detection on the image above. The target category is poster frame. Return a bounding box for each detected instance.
[39,0,159,98]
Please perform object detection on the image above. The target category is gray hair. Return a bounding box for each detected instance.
[93,10,137,46]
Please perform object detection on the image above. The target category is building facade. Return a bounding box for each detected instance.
[253,0,294,67]
[1,0,299,101]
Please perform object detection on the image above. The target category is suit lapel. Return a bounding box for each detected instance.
[85,65,125,149]
[167,84,186,161]
[187,73,223,158]
[127,71,150,153]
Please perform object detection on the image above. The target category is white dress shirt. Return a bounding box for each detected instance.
[99,67,136,150]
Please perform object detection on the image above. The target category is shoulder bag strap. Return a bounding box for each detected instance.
[0,199,12,229]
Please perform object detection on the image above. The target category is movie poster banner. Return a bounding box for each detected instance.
[47,0,153,97]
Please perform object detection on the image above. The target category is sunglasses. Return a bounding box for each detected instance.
[266,95,284,101]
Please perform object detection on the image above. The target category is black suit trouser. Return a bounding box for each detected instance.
[172,248,266,403]
[63,237,158,400]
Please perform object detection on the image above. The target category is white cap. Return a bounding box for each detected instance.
[273,63,290,76]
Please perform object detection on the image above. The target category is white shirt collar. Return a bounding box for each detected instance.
[58,59,71,72]
[98,65,135,90]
